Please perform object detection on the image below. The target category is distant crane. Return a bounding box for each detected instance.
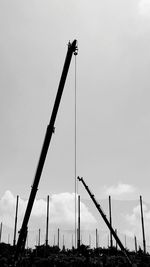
[77,176,132,265]
[14,40,78,263]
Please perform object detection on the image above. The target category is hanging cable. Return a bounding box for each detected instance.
[74,45,78,248]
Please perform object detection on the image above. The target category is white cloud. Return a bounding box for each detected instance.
[138,0,150,17]
[125,203,150,244]
[49,192,96,230]
[0,191,97,230]
[104,183,136,197]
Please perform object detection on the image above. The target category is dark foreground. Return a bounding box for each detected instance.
[0,243,150,267]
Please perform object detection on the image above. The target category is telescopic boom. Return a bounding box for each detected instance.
[14,40,78,262]
[77,176,132,265]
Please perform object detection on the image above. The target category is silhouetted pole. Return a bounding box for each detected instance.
[63,234,65,250]
[98,232,99,247]
[134,235,137,253]
[38,229,41,246]
[45,195,50,246]
[57,228,60,248]
[125,235,127,248]
[96,228,98,248]
[8,234,10,244]
[140,195,146,253]
[77,195,80,249]
[13,195,19,246]
[0,222,2,243]
[89,234,91,248]
[109,195,113,248]
[54,234,55,246]
[72,234,73,248]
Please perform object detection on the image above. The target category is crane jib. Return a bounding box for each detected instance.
[14,40,78,263]
[77,176,132,266]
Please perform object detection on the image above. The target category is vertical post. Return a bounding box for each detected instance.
[96,228,98,248]
[89,234,91,248]
[109,196,113,248]
[63,235,65,250]
[140,195,146,253]
[134,235,137,253]
[13,195,19,246]
[107,234,109,248]
[77,195,80,249]
[8,234,10,244]
[54,234,55,246]
[0,222,3,243]
[57,228,60,248]
[125,235,127,248]
[71,234,73,248]
[45,195,50,246]
[38,229,41,246]
[98,232,99,247]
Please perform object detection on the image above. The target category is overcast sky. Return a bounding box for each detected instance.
[1,0,150,248]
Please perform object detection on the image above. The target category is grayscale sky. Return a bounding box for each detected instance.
[1,0,150,249]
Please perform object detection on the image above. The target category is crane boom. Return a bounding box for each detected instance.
[77,177,132,265]
[14,40,78,262]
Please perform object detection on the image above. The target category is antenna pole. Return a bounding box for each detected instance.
[45,195,50,246]
[0,222,3,243]
[109,195,113,248]
[13,195,19,246]
[140,195,146,253]
[77,195,80,249]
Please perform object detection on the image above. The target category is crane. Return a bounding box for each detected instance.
[14,40,78,263]
[77,176,132,266]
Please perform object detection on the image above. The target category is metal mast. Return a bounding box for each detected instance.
[38,229,41,246]
[77,195,80,249]
[57,228,60,248]
[109,195,113,248]
[15,40,78,261]
[45,195,50,246]
[96,228,98,248]
[77,177,132,265]
[13,195,19,246]
[134,235,137,253]
[140,195,146,253]
[0,222,2,243]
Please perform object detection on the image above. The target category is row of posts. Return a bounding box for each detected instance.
[107,195,146,253]
[0,194,147,252]
[77,194,146,253]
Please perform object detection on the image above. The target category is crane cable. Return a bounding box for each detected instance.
[74,49,78,248]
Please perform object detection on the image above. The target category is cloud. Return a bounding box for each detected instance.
[103,183,136,198]
[138,0,150,17]
[50,193,96,230]
[0,191,97,231]
[125,203,150,244]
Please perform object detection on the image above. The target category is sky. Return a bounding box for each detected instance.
[1,0,150,250]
